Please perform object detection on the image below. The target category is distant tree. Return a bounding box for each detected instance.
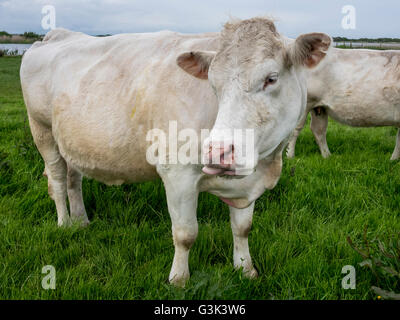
[22,32,41,39]
[333,37,349,42]
[0,31,11,37]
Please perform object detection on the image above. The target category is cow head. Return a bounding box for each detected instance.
[177,18,330,176]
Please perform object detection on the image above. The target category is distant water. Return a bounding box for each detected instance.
[0,43,32,55]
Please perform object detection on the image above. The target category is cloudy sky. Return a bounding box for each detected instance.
[0,0,399,38]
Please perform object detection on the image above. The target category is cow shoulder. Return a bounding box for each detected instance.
[42,28,80,43]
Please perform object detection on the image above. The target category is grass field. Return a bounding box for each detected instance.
[0,56,399,300]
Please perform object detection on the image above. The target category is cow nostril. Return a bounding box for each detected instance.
[207,142,235,166]
[220,144,234,165]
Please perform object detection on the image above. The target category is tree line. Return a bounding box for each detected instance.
[333,36,400,43]
[1,31,399,43]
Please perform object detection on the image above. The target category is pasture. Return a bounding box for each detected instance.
[0,56,399,299]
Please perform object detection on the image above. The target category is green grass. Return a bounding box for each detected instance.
[1,56,400,300]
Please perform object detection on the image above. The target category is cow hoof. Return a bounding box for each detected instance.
[71,215,90,228]
[243,267,258,279]
[321,151,331,158]
[169,274,189,288]
[58,216,72,227]
[80,219,90,228]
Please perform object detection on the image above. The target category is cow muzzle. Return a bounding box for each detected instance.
[202,141,237,175]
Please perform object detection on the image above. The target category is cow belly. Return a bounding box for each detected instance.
[327,104,400,127]
[58,142,158,185]
[68,160,158,185]
[54,121,158,184]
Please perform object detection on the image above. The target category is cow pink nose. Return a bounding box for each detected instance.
[207,143,235,167]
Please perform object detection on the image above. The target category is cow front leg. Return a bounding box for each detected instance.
[229,202,258,278]
[157,165,200,287]
[286,110,308,159]
[310,107,331,158]
[390,128,400,160]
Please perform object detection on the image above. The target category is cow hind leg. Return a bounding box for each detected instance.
[229,202,258,278]
[67,165,90,226]
[390,128,400,160]
[286,110,308,159]
[310,107,331,158]
[28,116,70,226]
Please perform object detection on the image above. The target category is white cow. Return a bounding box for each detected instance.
[286,47,400,159]
[20,17,330,286]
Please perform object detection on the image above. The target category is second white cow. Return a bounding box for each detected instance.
[286,48,400,159]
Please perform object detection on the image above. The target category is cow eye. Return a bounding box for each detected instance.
[263,73,278,90]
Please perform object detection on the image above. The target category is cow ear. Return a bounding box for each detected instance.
[177,51,216,80]
[289,33,331,68]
